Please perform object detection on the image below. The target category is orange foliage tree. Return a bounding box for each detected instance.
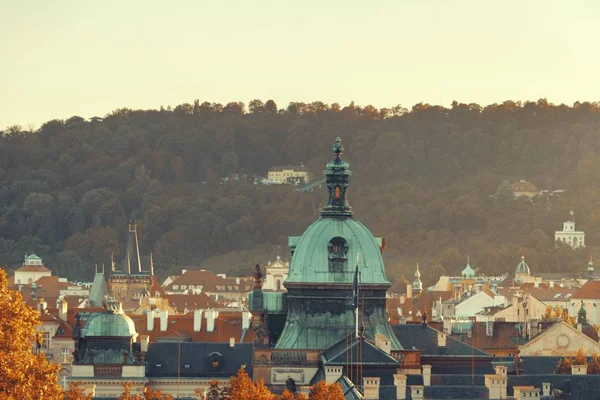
[0,269,63,400]
[64,382,93,400]
[117,382,173,400]
[307,380,345,400]
[589,354,600,374]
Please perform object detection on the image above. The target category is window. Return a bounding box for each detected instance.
[181,285,187,290]
[173,285,179,290]
[61,348,71,363]
[40,331,50,349]
[327,237,348,272]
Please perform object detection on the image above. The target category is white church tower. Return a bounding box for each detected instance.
[555,210,585,249]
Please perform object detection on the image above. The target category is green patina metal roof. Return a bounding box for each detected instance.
[88,271,108,307]
[249,291,287,313]
[461,261,476,278]
[26,253,42,260]
[82,311,138,339]
[285,217,389,285]
[515,255,530,276]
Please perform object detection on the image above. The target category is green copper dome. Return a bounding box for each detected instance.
[82,308,137,339]
[461,261,476,278]
[515,255,530,276]
[286,218,389,285]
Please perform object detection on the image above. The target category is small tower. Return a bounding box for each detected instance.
[413,263,423,297]
[578,301,587,325]
[588,256,595,281]
[514,255,531,284]
[461,256,476,279]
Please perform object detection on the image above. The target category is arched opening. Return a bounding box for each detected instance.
[276,280,281,290]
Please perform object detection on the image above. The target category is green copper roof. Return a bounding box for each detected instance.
[515,256,530,276]
[461,262,476,278]
[26,253,41,260]
[83,310,137,339]
[88,271,107,307]
[285,218,389,285]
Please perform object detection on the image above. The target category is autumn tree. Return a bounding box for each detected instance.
[0,269,63,400]
[227,366,274,400]
[64,382,93,400]
[555,356,573,374]
[307,381,345,400]
[574,348,587,366]
[589,354,600,374]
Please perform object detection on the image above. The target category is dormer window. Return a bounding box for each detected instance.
[328,237,348,272]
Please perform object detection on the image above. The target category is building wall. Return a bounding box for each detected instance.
[14,270,51,285]
[267,169,309,184]
[519,322,600,356]
[555,231,585,248]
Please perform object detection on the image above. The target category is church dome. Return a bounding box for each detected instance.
[515,255,530,276]
[285,218,389,286]
[82,307,138,339]
[461,261,476,278]
[284,137,389,287]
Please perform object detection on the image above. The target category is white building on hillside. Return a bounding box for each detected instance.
[14,254,52,285]
[555,213,585,249]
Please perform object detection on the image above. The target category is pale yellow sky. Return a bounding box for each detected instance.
[1,0,599,129]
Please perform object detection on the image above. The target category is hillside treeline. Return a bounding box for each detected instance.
[1,99,600,288]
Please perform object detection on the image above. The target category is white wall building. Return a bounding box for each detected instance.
[555,220,585,249]
[14,254,52,285]
[454,291,507,318]
[263,256,289,291]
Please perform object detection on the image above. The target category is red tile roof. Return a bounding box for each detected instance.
[573,280,600,300]
[130,312,254,343]
[168,293,223,313]
[16,265,51,273]
[165,270,253,293]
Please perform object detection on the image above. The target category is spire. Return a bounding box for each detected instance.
[414,262,421,279]
[320,137,353,218]
[150,251,155,276]
[589,255,595,271]
[413,262,423,295]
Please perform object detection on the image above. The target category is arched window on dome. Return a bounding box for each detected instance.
[328,237,348,272]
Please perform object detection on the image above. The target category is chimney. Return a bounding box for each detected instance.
[534,281,540,288]
[193,310,203,332]
[443,317,452,334]
[422,365,431,386]
[324,366,343,384]
[397,307,403,317]
[59,299,68,322]
[572,364,587,375]
[485,374,507,400]
[393,374,407,400]
[229,337,235,347]
[494,365,507,377]
[410,386,424,400]
[363,377,380,400]
[406,284,413,299]
[147,310,155,331]
[437,331,447,347]
[159,310,168,331]
[206,310,219,332]
[375,334,391,354]
[549,281,555,288]
[242,311,251,330]
[140,335,150,353]
[542,382,551,397]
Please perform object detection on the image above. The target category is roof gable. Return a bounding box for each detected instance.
[322,335,399,366]
[519,321,600,356]
[392,323,490,357]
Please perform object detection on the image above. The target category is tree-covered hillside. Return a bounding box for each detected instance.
[2,99,600,288]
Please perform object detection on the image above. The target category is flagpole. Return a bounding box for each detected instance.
[355,253,360,339]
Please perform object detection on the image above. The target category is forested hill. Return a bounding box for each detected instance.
[2,99,600,288]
